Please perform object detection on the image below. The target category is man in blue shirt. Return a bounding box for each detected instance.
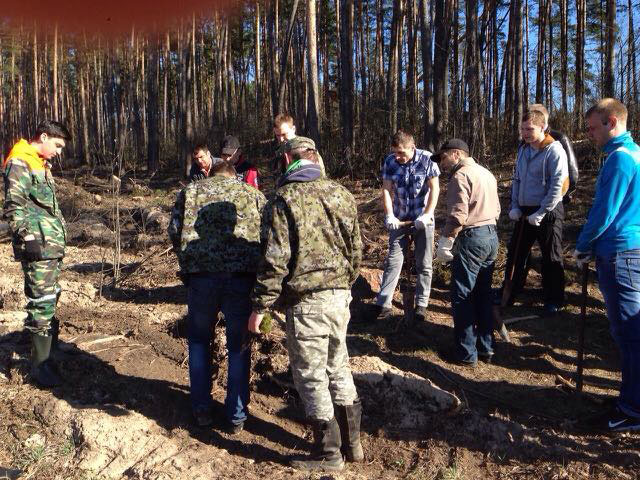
[575,98,640,432]
[375,130,440,322]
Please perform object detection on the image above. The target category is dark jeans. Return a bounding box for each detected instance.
[451,225,498,363]
[187,272,254,425]
[503,203,565,306]
[596,250,640,419]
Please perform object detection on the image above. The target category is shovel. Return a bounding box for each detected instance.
[575,263,589,393]
[492,218,526,342]
[397,221,415,328]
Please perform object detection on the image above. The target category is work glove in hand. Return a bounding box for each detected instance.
[384,214,401,231]
[415,213,434,230]
[435,237,455,263]
[23,236,42,262]
[527,211,546,226]
[508,208,522,221]
[573,249,592,269]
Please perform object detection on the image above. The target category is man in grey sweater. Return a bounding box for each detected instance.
[432,139,501,365]
[502,109,569,314]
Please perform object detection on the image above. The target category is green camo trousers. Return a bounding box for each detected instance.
[21,259,62,335]
[285,289,359,421]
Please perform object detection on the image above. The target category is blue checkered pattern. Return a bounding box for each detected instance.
[381,148,440,221]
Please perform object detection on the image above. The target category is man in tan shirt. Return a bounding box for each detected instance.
[432,139,501,365]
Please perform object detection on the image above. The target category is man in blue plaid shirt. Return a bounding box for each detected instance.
[375,130,440,322]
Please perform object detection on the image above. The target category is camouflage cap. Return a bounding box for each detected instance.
[277,136,316,156]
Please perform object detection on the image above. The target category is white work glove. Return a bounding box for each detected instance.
[527,211,546,226]
[435,237,455,263]
[508,208,522,221]
[385,213,401,231]
[415,212,434,230]
[573,249,592,269]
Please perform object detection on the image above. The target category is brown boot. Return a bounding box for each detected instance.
[334,400,364,462]
[290,417,344,471]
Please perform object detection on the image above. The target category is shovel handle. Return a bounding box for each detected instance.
[576,264,589,393]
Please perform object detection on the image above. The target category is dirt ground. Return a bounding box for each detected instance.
[0,162,639,480]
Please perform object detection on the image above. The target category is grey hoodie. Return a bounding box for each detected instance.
[510,134,569,216]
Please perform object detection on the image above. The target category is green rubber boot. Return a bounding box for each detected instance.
[31,334,62,388]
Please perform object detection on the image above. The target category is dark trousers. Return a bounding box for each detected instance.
[502,203,565,306]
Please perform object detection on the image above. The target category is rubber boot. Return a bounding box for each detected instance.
[334,400,364,462]
[50,317,60,351]
[31,334,62,388]
[49,317,79,359]
[290,417,344,471]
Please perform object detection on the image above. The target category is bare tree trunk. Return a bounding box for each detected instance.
[535,0,547,103]
[277,0,301,113]
[560,0,568,111]
[79,53,90,165]
[255,1,262,122]
[575,0,586,128]
[375,0,385,98]
[420,0,434,148]
[407,0,418,127]
[465,0,485,157]
[339,0,355,153]
[33,28,38,123]
[306,0,321,140]
[147,34,160,172]
[629,0,638,130]
[433,0,454,149]
[387,0,404,133]
[513,0,523,127]
[53,24,58,121]
[192,14,199,127]
[603,0,616,97]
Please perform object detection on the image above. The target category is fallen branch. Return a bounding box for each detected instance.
[110,246,173,286]
[77,335,125,348]
[91,343,143,354]
[503,314,540,326]
[554,374,605,404]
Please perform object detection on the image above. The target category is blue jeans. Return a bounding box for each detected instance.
[596,250,640,419]
[376,223,434,308]
[450,226,498,363]
[187,273,254,425]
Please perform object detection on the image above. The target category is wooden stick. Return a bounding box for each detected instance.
[555,374,604,404]
[77,335,125,348]
[503,314,540,326]
[576,264,589,392]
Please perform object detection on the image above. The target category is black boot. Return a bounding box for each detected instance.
[334,400,364,462]
[50,317,60,350]
[31,334,62,388]
[290,417,344,471]
[49,317,79,359]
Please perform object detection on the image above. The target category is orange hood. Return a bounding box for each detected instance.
[3,139,45,171]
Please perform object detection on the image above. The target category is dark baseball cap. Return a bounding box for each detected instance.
[220,135,241,155]
[431,138,470,163]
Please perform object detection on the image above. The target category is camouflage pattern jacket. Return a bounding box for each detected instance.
[168,174,267,274]
[2,139,66,260]
[252,163,362,312]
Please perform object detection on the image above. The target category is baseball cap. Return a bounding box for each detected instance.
[220,135,241,155]
[431,138,470,163]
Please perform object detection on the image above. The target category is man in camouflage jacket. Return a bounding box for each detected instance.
[168,159,266,432]
[2,121,71,388]
[248,137,363,471]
